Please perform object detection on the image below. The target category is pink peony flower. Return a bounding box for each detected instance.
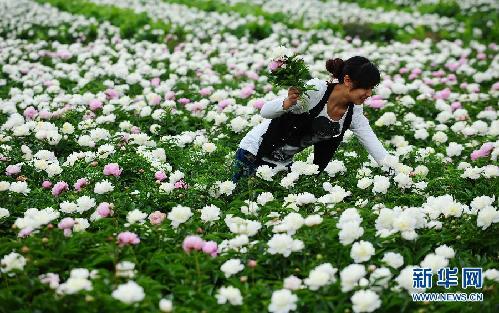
[450,102,462,111]
[491,82,499,91]
[178,98,191,105]
[130,126,141,134]
[446,62,460,72]
[58,217,75,230]
[182,235,204,253]
[83,111,96,120]
[63,229,72,237]
[432,70,445,77]
[148,95,161,106]
[239,84,255,99]
[42,180,52,189]
[74,178,89,191]
[217,99,232,111]
[248,260,257,268]
[246,71,259,80]
[103,163,122,177]
[51,181,69,196]
[411,68,422,75]
[24,106,38,120]
[174,179,188,189]
[165,91,176,100]
[408,73,418,80]
[268,60,283,72]
[89,99,103,111]
[39,110,52,120]
[447,74,457,82]
[97,202,113,217]
[148,211,166,225]
[201,241,218,257]
[56,49,72,59]
[18,227,33,238]
[40,273,60,288]
[367,99,385,109]
[155,171,167,181]
[253,99,265,110]
[151,77,160,87]
[434,88,451,100]
[105,89,119,100]
[5,165,21,176]
[117,232,140,246]
[200,87,212,96]
[470,142,494,161]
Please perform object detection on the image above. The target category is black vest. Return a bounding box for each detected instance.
[256,81,354,173]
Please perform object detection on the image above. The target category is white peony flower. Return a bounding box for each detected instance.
[60,201,78,214]
[220,259,244,278]
[267,234,304,257]
[357,177,373,189]
[126,209,147,224]
[283,275,303,291]
[215,286,243,305]
[395,266,426,294]
[257,192,274,205]
[350,241,375,263]
[382,252,404,269]
[351,289,381,313]
[167,205,193,228]
[1,252,26,273]
[369,267,392,288]
[268,289,298,313]
[159,298,173,312]
[200,204,221,222]
[256,165,275,181]
[477,206,499,230]
[116,261,136,278]
[217,181,236,196]
[0,208,10,219]
[273,212,304,235]
[339,222,364,246]
[270,45,293,60]
[304,263,338,291]
[434,245,455,259]
[94,180,114,194]
[304,214,322,227]
[73,218,90,232]
[372,175,390,194]
[420,253,449,274]
[202,142,216,153]
[324,160,347,177]
[112,281,145,304]
[340,264,366,292]
[76,196,96,213]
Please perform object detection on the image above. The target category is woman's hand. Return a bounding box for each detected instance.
[283,86,301,110]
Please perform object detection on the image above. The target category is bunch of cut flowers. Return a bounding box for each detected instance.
[266,46,318,110]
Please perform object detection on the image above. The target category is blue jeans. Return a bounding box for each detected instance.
[231,148,291,183]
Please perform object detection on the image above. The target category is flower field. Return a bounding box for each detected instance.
[0,0,498,312]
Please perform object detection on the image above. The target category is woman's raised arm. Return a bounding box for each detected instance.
[260,78,324,119]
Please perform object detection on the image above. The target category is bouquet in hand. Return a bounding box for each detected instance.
[266,45,318,109]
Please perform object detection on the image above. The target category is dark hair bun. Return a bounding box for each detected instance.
[326,58,344,79]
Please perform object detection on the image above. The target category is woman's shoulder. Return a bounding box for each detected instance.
[303,77,328,99]
[306,77,328,90]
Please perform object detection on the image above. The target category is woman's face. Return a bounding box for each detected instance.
[343,75,373,105]
[350,87,373,105]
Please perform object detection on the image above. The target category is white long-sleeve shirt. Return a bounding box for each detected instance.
[239,78,389,166]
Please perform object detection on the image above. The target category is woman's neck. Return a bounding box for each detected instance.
[328,83,351,111]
